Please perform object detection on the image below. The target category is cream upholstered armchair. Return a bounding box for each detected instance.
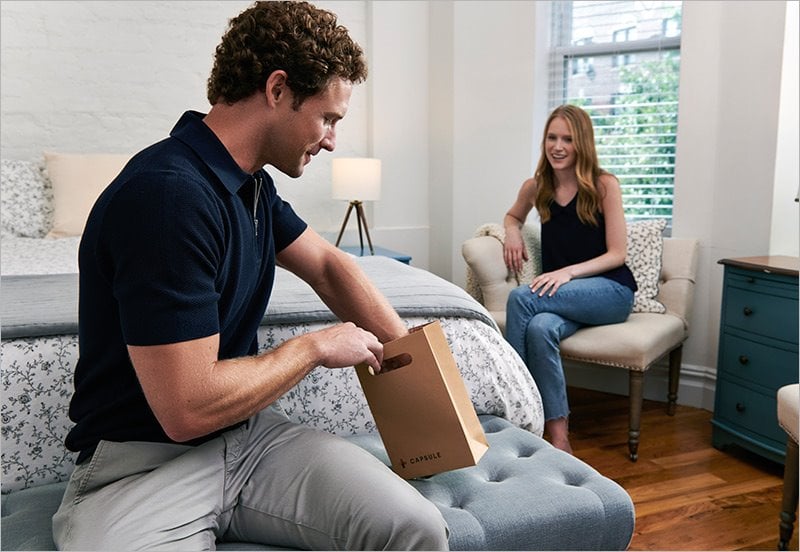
[778,383,799,550]
[462,222,700,461]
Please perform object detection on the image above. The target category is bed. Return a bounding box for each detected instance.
[1,231,544,493]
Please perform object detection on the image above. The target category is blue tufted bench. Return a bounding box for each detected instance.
[2,414,634,550]
[350,415,635,550]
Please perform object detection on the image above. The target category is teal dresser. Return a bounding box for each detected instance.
[712,256,799,464]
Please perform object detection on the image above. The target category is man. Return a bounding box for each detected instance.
[52,2,449,550]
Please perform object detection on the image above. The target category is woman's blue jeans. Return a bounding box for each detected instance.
[505,277,634,421]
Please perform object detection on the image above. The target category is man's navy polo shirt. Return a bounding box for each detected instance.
[66,111,307,457]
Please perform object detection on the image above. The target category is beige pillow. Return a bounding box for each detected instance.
[44,152,131,238]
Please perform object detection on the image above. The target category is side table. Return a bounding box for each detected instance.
[712,255,799,464]
[340,245,412,265]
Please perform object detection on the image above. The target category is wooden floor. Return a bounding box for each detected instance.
[566,387,797,551]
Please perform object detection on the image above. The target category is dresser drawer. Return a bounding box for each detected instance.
[723,282,798,344]
[714,379,786,445]
[719,332,798,390]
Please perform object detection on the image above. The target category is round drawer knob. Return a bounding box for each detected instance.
[742,307,753,316]
[735,402,746,413]
[738,355,749,365]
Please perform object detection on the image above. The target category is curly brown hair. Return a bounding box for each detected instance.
[207,1,367,108]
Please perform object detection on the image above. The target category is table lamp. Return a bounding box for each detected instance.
[332,157,381,255]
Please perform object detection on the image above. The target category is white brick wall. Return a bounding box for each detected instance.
[0,1,371,235]
[0,1,258,159]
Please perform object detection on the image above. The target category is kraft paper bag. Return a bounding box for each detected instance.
[355,320,489,479]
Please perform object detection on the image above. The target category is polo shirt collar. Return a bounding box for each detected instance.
[170,110,253,195]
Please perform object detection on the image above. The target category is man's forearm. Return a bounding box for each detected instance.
[315,255,407,343]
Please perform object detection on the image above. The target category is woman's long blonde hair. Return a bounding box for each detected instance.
[534,105,608,226]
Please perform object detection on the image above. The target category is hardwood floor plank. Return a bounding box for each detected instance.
[632,476,782,517]
[566,386,798,551]
[627,472,728,503]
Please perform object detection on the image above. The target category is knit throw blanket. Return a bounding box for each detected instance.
[464,223,543,303]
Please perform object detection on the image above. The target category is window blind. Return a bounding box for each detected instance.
[548,1,682,222]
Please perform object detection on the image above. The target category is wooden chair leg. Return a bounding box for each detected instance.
[779,437,799,550]
[667,345,683,416]
[628,371,644,462]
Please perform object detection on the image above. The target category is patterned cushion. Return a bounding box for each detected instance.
[1,336,77,492]
[0,159,53,239]
[627,219,667,314]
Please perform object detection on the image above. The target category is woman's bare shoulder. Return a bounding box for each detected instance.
[597,172,621,195]
[520,176,539,196]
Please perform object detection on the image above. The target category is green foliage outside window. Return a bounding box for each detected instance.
[571,53,680,220]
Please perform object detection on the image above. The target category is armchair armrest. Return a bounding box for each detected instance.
[462,236,516,332]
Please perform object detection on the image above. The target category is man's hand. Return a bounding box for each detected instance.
[312,322,384,374]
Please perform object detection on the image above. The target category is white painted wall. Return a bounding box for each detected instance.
[2,0,797,408]
[670,0,795,407]
[448,1,538,287]
[770,0,800,257]
[365,1,431,267]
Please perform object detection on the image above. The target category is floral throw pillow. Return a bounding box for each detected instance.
[626,219,668,314]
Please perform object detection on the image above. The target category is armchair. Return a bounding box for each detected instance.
[778,383,799,550]
[462,223,700,461]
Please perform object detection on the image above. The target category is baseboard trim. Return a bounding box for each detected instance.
[563,359,717,411]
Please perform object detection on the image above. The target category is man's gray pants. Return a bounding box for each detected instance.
[52,405,449,550]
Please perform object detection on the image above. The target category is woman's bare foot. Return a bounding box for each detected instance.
[550,436,573,454]
[545,417,574,454]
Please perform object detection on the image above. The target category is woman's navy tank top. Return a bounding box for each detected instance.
[541,194,637,292]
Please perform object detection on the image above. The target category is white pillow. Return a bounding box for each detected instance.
[44,152,131,238]
[626,219,667,314]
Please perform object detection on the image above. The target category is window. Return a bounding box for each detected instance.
[548,1,682,224]
[612,27,635,67]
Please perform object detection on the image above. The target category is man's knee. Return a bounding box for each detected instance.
[377,496,449,551]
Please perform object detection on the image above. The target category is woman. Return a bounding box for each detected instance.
[503,105,637,454]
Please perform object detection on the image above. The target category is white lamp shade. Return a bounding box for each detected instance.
[331,158,381,201]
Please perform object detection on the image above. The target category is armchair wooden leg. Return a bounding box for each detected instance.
[779,438,798,550]
[628,371,644,462]
[667,345,683,416]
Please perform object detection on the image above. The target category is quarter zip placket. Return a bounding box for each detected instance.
[253,174,262,238]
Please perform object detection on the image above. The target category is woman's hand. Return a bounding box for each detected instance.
[503,177,537,274]
[530,267,573,297]
[503,228,529,274]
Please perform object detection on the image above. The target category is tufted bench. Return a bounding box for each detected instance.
[351,415,635,550]
[2,414,634,551]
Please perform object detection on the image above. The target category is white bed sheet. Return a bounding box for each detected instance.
[1,236,80,276]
